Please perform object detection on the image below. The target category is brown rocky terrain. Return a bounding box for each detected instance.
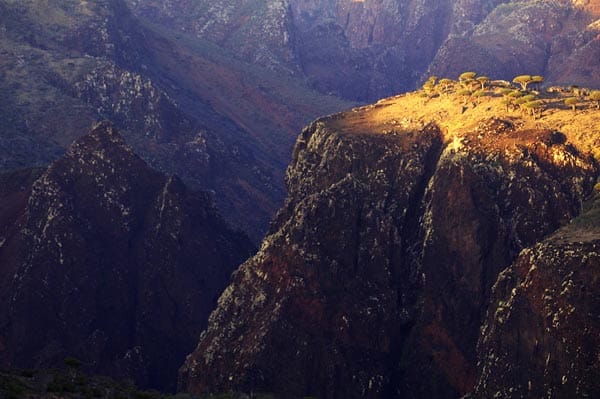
[0,0,350,241]
[0,122,255,392]
[126,0,600,102]
[125,0,506,101]
[471,189,600,398]
[179,86,600,397]
[428,0,600,88]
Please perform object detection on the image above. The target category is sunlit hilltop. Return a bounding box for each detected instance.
[333,73,600,158]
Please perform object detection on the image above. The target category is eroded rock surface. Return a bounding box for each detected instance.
[126,0,506,101]
[127,0,600,101]
[472,195,600,398]
[0,122,255,392]
[180,109,598,398]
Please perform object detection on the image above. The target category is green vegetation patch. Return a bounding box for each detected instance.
[0,374,27,399]
[570,186,600,229]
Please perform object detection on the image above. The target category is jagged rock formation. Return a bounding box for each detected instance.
[179,94,599,397]
[0,0,350,241]
[472,193,600,398]
[0,122,255,392]
[127,0,600,102]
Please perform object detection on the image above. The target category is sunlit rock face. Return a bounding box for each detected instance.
[0,122,255,392]
[179,103,598,398]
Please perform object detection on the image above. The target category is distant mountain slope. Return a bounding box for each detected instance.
[428,0,600,88]
[180,85,600,398]
[0,122,255,392]
[127,0,600,102]
[0,0,351,241]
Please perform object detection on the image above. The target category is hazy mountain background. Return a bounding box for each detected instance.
[0,0,351,241]
[127,0,600,101]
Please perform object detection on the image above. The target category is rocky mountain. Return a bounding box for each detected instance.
[0,0,350,241]
[179,84,600,397]
[471,190,600,398]
[0,122,255,392]
[3,1,600,396]
[126,0,600,102]
[428,0,600,88]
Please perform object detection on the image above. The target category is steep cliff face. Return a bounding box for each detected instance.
[179,93,598,397]
[401,124,597,397]
[0,122,255,392]
[472,192,600,398]
[181,119,444,397]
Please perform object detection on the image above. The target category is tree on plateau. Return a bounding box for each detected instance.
[513,75,533,91]
[590,90,600,109]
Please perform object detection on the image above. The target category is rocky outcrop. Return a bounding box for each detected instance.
[179,106,598,397]
[0,122,255,392]
[471,194,600,398]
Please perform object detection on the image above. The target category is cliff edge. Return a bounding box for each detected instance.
[180,84,599,397]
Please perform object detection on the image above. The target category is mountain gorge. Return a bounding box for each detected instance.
[125,0,503,100]
[0,0,350,241]
[1,0,600,397]
[2,0,599,238]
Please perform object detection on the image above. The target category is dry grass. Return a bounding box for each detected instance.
[328,81,600,243]
[330,84,600,157]
[328,85,600,243]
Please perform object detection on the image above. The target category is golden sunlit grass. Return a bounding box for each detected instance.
[329,80,600,242]
[331,83,600,157]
